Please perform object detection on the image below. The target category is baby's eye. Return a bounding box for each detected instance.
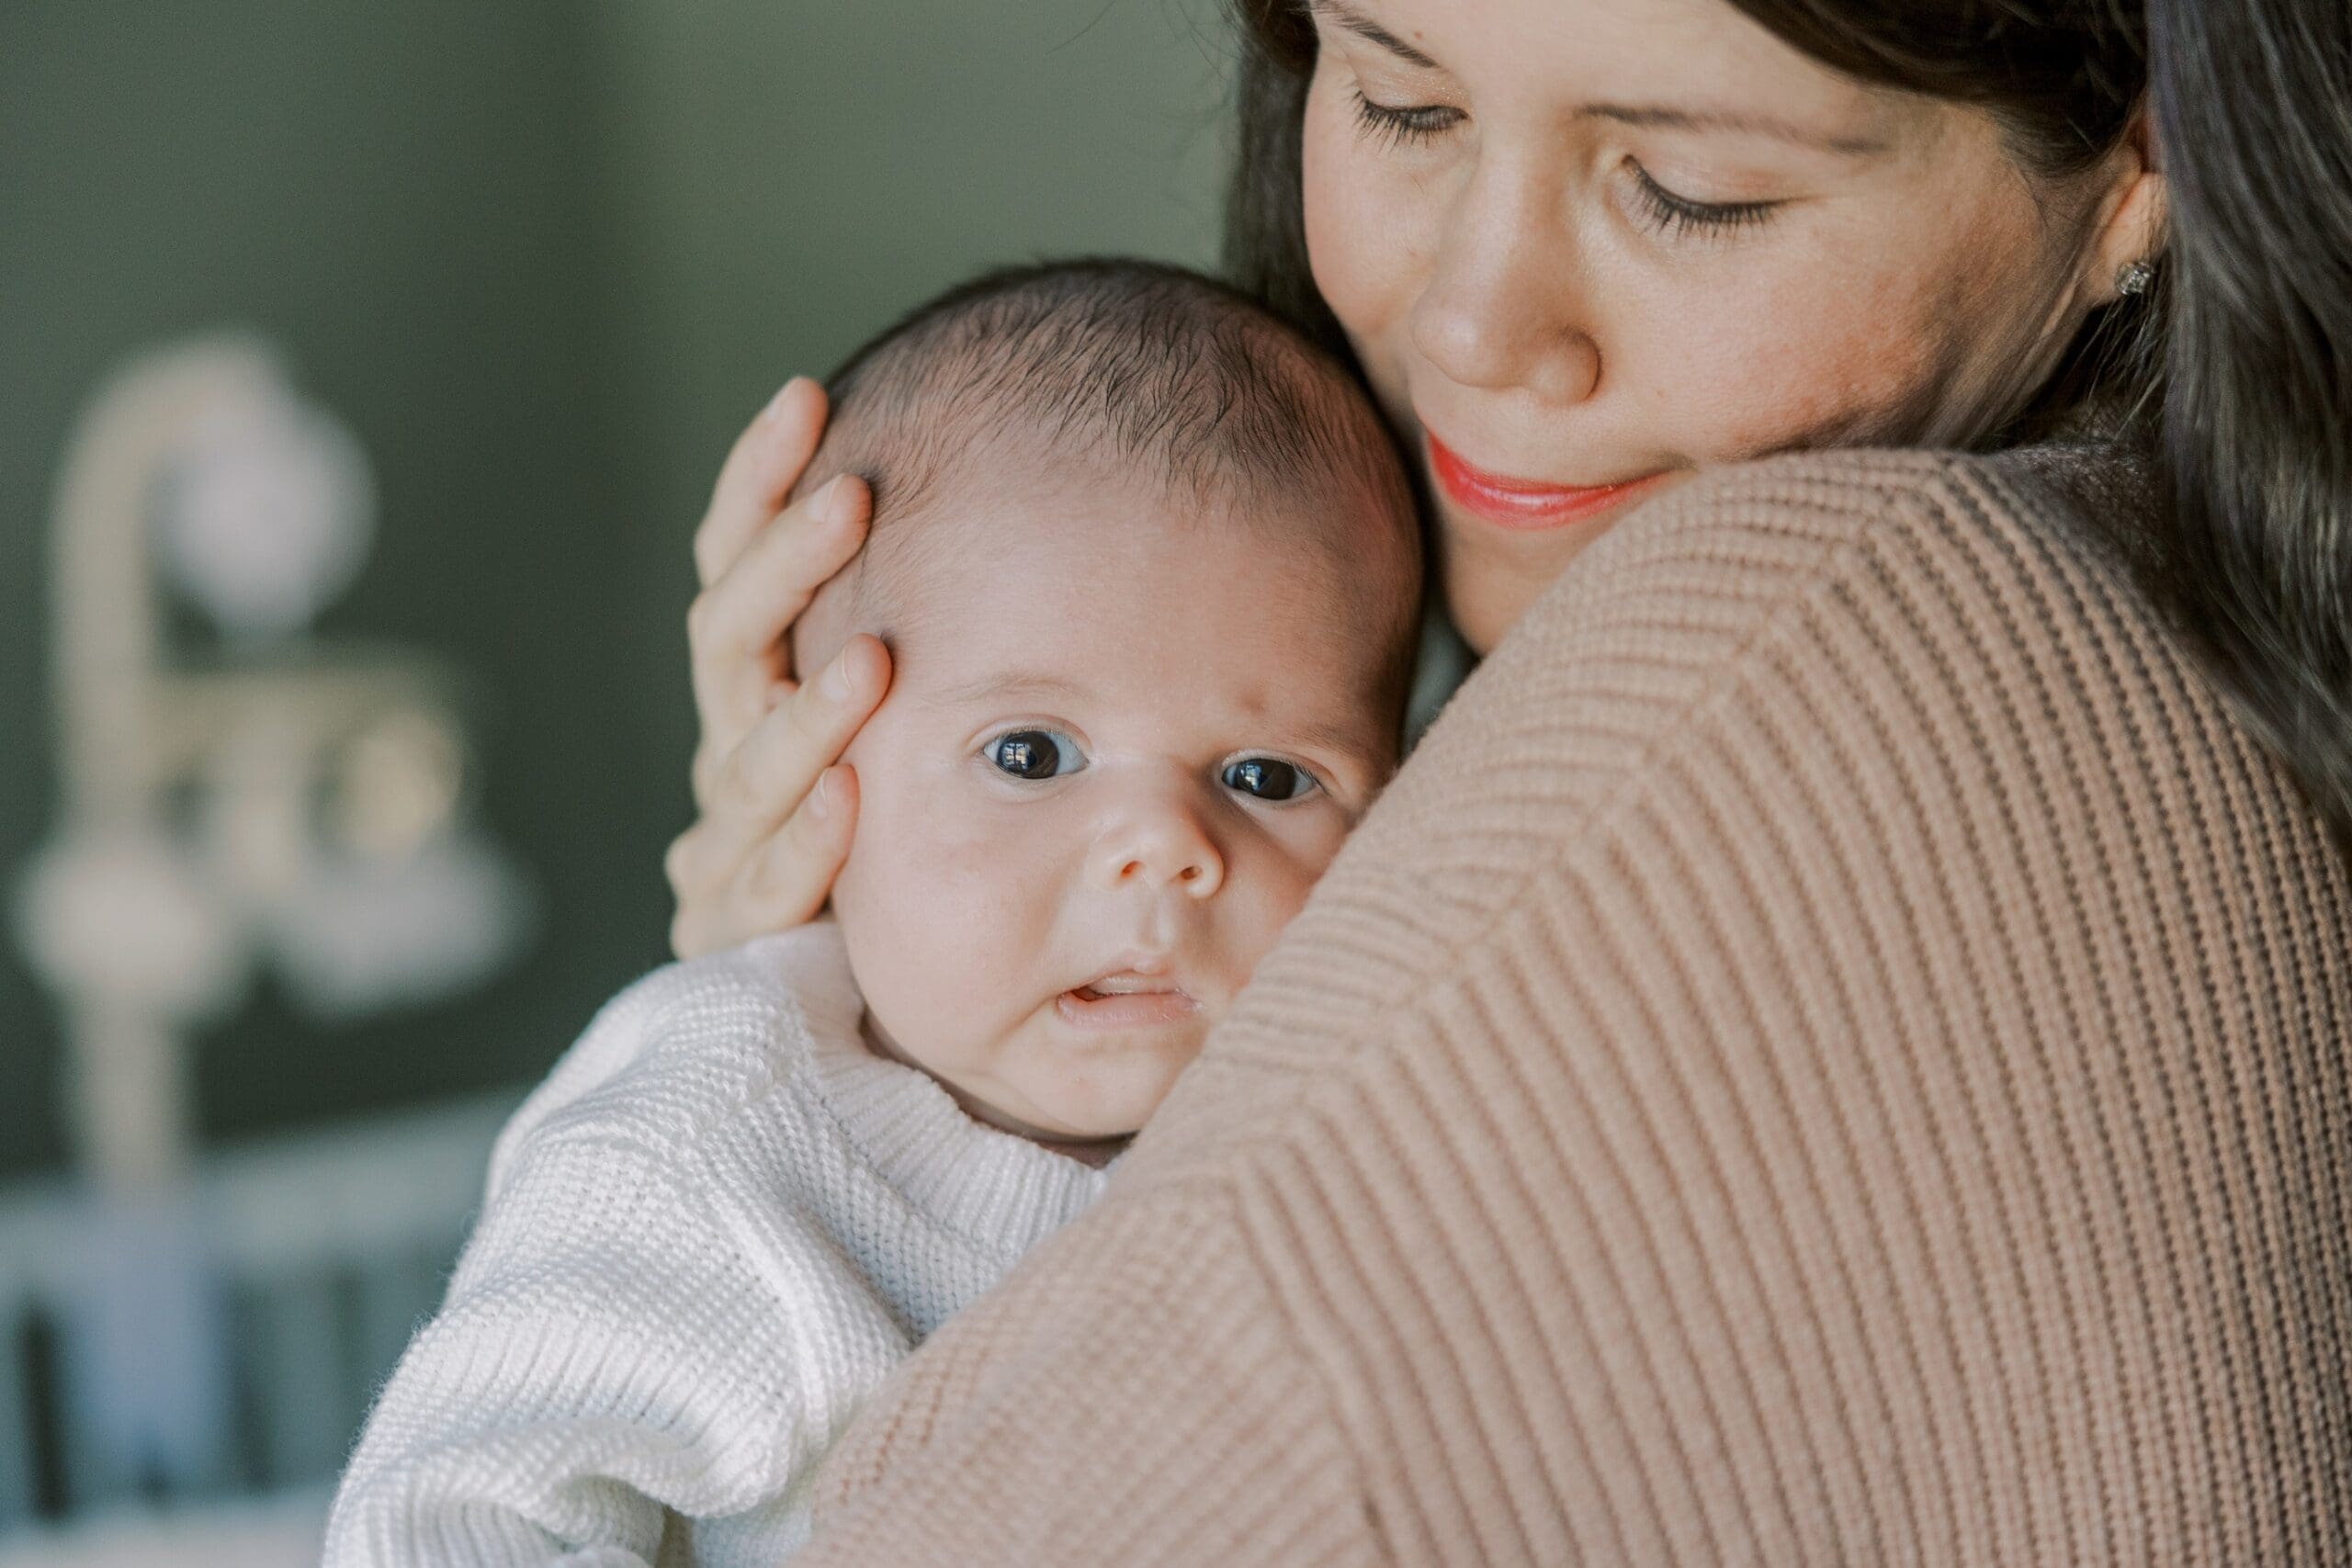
[986,728,1085,781]
[1222,757,1318,802]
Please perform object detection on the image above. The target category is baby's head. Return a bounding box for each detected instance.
[791,259,1419,1154]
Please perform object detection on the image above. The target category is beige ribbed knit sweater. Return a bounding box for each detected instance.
[793,446,2352,1565]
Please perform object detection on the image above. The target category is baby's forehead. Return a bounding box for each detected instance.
[865,455,1396,672]
[871,489,1405,774]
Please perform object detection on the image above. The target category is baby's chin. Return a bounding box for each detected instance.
[957,1043,1201,1149]
[959,1078,1169,1147]
[860,996,1209,1148]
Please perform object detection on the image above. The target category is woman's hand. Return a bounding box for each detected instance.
[667,378,892,959]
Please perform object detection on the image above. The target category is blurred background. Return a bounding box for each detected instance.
[0,2,1228,1559]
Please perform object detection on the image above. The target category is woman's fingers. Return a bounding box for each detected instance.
[668,764,861,960]
[671,379,886,960]
[692,471,870,677]
[686,473,873,792]
[709,633,888,821]
[695,377,830,588]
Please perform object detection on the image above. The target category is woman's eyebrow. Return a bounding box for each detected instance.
[1582,102,1892,156]
[1306,0,1442,71]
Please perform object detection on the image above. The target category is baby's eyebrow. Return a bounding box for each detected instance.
[912,671,1088,709]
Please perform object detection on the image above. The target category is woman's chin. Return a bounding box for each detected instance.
[1442,548,1569,655]
[1439,475,1695,653]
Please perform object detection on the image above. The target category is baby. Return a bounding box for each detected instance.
[324,259,1421,1567]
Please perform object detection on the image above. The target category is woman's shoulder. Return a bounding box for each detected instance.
[1456,434,2343,914]
[1564,438,2168,699]
[1480,439,2171,760]
[1608,438,2154,595]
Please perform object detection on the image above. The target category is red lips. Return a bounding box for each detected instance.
[1426,430,1670,531]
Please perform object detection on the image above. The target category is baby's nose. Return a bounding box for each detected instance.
[1093,795,1225,899]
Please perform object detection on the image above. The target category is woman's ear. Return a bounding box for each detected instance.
[2083,103,2169,306]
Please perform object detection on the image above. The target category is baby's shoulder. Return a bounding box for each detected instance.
[487,924,863,1188]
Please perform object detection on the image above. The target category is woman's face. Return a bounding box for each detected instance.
[1300,0,2147,650]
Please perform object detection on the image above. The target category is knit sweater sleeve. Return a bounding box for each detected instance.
[323,955,910,1568]
[795,449,2352,1565]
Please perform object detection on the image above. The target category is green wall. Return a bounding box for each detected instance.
[0,0,1230,1179]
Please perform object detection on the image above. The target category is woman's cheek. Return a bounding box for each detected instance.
[1663,273,1947,460]
[1301,75,1420,407]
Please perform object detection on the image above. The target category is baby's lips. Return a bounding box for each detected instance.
[1073,971,1179,997]
[1070,950,1176,989]
[1054,983,1201,1030]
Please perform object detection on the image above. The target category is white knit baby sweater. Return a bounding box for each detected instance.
[322,923,1111,1567]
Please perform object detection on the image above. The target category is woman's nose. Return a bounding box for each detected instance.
[1411,158,1601,407]
[1090,791,1226,899]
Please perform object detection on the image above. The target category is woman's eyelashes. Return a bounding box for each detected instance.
[1347,87,1784,242]
[1351,88,1464,149]
[1623,161,1781,240]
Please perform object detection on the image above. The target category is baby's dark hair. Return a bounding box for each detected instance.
[792,257,1424,720]
[808,256,1414,531]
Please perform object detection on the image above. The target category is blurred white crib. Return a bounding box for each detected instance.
[2,333,538,1565]
[0,1091,510,1563]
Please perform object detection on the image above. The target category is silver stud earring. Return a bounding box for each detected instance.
[2116,259,2154,298]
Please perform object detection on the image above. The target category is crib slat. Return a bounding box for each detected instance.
[244,1270,350,1487]
[0,1302,37,1530]
[51,1385,139,1520]
[0,1093,507,1528]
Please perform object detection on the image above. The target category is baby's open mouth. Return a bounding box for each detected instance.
[1057,974,1200,1029]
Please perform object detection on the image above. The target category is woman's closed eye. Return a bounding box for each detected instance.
[1222,756,1322,803]
[1350,88,1782,243]
[1351,89,1464,148]
[985,728,1086,781]
[1623,161,1781,241]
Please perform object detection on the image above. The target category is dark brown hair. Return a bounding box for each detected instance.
[1224,0,2352,852]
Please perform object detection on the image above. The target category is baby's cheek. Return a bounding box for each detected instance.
[899,815,1059,982]
[836,809,1016,1030]
[1225,829,1342,981]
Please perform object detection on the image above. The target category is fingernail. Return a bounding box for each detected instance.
[809,769,833,819]
[820,474,855,524]
[820,648,854,702]
[760,382,794,422]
